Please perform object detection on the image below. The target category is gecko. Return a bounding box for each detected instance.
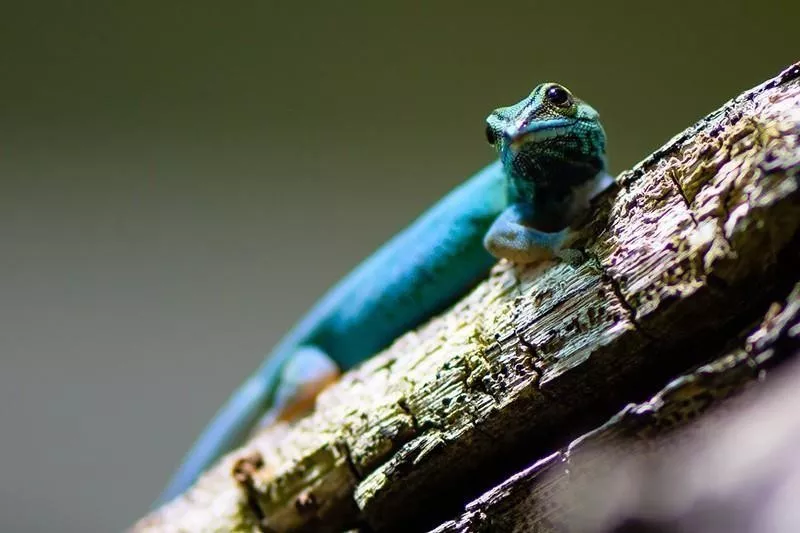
[155,82,613,505]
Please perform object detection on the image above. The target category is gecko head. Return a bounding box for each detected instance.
[485,83,607,185]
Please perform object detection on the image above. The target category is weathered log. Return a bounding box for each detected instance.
[133,62,800,533]
[431,282,800,532]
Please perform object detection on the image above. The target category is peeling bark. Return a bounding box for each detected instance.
[132,62,800,533]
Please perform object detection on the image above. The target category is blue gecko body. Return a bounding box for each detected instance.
[157,163,507,503]
[157,83,610,505]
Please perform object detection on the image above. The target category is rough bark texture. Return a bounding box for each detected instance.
[431,283,800,533]
[133,62,800,533]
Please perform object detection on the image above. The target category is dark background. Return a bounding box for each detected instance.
[0,2,797,531]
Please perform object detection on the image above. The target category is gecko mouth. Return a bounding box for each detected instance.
[507,118,577,151]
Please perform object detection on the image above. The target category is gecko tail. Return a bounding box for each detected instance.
[153,372,273,508]
[153,345,339,509]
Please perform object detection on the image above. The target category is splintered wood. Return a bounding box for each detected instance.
[134,63,800,533]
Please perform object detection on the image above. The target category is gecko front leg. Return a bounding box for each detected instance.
[483,203,569,264]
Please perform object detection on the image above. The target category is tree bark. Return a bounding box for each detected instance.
[431,283,800,533]
[132,62,800,533]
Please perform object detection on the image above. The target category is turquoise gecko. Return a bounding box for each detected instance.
[156,83,612,505]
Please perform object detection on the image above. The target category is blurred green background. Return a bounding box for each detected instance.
[0,1,796,530]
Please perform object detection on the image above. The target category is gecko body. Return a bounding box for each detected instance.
[156,83,611,505]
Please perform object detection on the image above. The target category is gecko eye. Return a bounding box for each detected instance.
[485,124,497,145]
[545,85,572,108]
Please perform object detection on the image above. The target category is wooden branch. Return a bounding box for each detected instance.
[431,282,800,532]
[133,62,800,533]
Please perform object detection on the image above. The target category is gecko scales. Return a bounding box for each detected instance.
[156,82,612,505]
